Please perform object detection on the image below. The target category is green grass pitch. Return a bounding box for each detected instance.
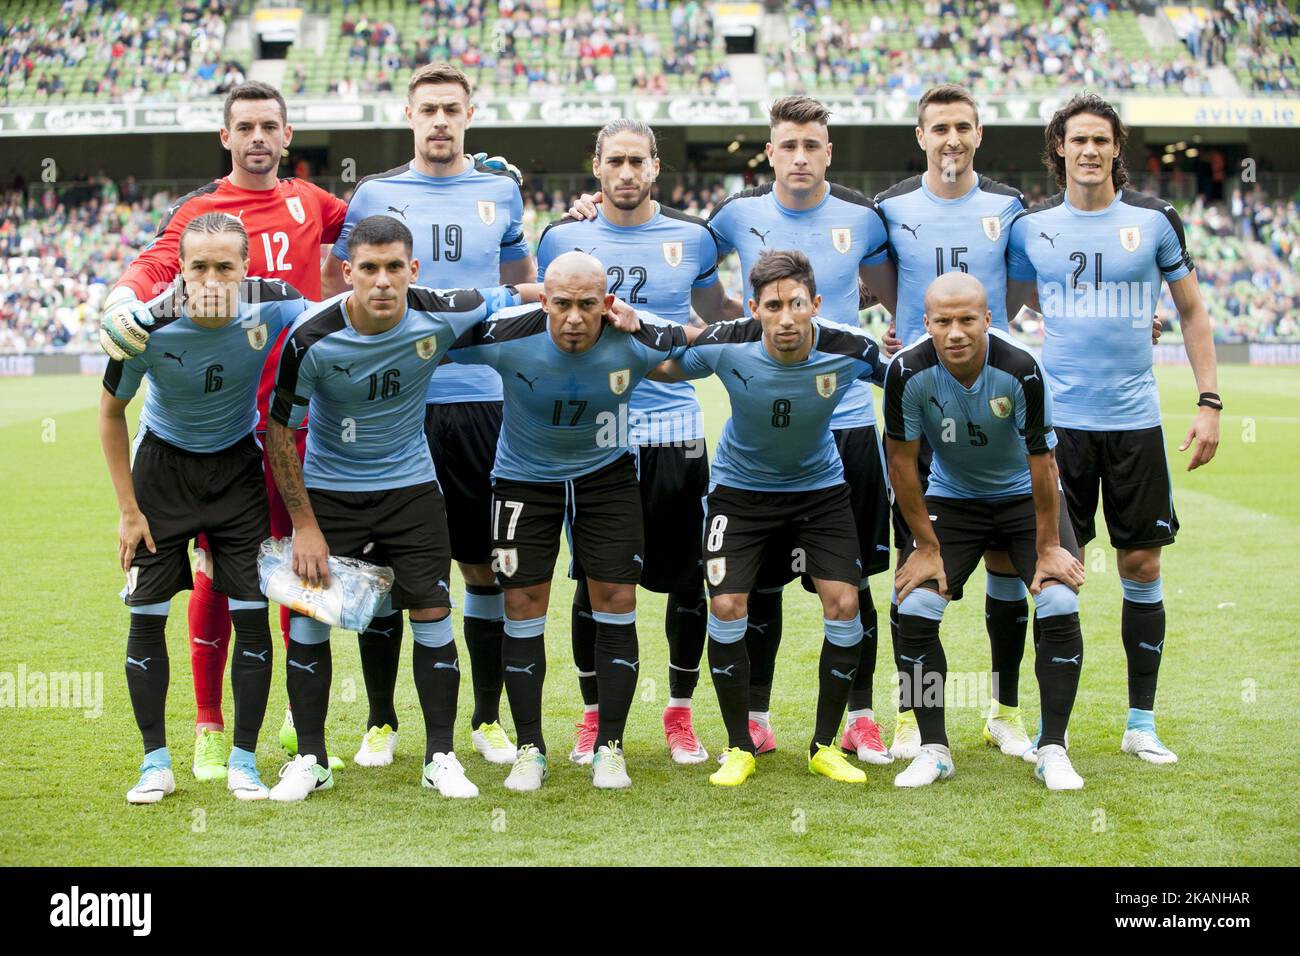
[0,365,1296,866]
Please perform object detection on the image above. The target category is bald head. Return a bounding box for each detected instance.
[541,250,616,354]
[923,271,988,318]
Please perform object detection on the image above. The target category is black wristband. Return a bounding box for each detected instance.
[1197,392,1223,410]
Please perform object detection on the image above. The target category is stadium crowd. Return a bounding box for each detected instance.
[4,170,1299,353]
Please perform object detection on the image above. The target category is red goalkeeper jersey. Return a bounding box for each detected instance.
[117,176,347,429]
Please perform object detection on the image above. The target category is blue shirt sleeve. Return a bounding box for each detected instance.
[1016,356,1055,455]
[330,182,373,262]
[1155,206,1194,283]
[1006,216,1036,282]
[860,204,890,266]
[693,224,720,288]
[707,203,735,258]
[678,341,721,379]
[272,333,317,430]
[499,185,530,263]
[105,355,147,400]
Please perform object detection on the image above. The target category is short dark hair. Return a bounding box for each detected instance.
[1043,92,1129,190]
[749,249,817,301]
[347,214,414,259]
[768,95,831,129]
[917,84,979,127]
[180,211,247,259]
[223,81,288,129]
[408,62,472,100]
[594,118,658,161]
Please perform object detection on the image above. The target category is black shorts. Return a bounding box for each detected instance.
[756,425,891,590]
[633,442,709,593]
[1055,425,1178,550]
[125,431,267,606]
[898,494,1080,602]
[307,481,452,611]
[492,455,645,590]
[705,482,861,596]
[424,401,502,565]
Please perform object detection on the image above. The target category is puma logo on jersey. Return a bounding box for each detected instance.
[332,363,355,377]
[1040,231,1060,248]
[386,204,409,219]
[654,329,666,346]
[749,227,770,244]
[899,223,921,238]
[928,396,948,415]
[289,338,305,357]
[516,372,539,391]
[1023,371,1039,382]
[163,351,187,366]
[482,322,498,341]
[574,246,598,255]
[730,368,753,389]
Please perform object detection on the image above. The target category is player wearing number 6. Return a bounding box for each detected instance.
[647,249,886,788]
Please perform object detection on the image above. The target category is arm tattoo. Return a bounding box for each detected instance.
[267,422,312,520]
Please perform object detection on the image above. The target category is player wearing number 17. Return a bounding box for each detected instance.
[647,249,887,788]
[1006,93,1221,765]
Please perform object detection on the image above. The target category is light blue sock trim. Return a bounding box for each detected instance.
[707,613,748,644]
[411,616,454,648]
[142,746,171,770]
[1034,584,1079,618]
[463,590,505,621]
[1121,577,1163,603]
[823,615,863,648]
[1127,707,1156,732]
[289,615,331,645]
[131,601,171,616]
[986,573,1028,602]
[229,598,267,611]
[592,609,637,626]
[228,746,257,769]
[504,615,546,639]
[898,588,948,621]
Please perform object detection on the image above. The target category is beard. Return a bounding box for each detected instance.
[606,181,652,210]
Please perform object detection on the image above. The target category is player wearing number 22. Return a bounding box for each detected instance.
[444,251,692,793]
[647,249,886,789]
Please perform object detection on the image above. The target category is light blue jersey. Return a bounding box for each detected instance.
[1007,189,1194,430]
[679,317,883,492]
[707,182,889,430]
[536,204,719,445]
[447,307,688,482]
[884,327,1055,500]
[875,174,1025,346]
[270,285,520,491]
[332,160,530,405]
[104,278,312,453]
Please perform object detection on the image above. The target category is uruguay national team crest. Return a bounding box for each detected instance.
[706,557,727,587]
[662,240,683,268]
[815,372,837,398]
[1119,226,1141,252]
[285,196,305,224]
[494,547,519,579]
[989,396,1012,419]
[830,227,852,254]
[415,334,438,360]
[609,368,631,394]
[477,200,496,225]
[981,216,1001,242]
[246,323,268,350]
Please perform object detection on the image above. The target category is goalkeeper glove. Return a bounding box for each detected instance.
[99,285,154,361]
[472,152,524,187]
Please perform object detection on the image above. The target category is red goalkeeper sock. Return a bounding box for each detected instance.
[189,569,231,729]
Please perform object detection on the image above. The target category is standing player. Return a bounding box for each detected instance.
[100,213,313,803]
[446,251,690,790]
[648,250,885,788]
[320,63,536,769]
[265,216,530,801]
[99,81,349,780]
[873,84,1038,762]
[885,272,1088,790]
[1007,93,1220,764]
[536,119,740,766]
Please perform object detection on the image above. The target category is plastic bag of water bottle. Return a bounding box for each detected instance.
[258,537,395,633]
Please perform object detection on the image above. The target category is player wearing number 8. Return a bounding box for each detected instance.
[647,249,887,788]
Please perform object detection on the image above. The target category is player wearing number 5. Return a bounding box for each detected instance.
[1006,93,1220,765]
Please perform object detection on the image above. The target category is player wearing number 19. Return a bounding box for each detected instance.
[100,213,315,804]
[647,249,886,788]
[322,64,536,771]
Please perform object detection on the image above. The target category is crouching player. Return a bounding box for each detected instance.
[445,251,691,791]
[100,212,314,803]
[885,273,1087,791]
[647,249,886,788]
[264,215,531,801]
